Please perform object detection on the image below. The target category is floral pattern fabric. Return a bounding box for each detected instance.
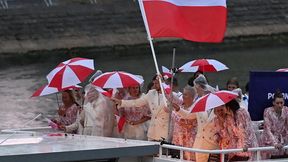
[59,104,79,126]
[123,95,151,122]
[214,108,258,161]
[172,110,197,161]
[261,106,288,158]
[120,94,151,140]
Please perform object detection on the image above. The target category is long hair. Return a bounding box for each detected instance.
[225,99,240,122]
[63,90,77,105]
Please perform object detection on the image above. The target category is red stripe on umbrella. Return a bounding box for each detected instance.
[69,65,94,81]
[92,71,144,89]
[179,59,228,72]
[46,57,94,89]
[48,67,66,89]
[31,85,58,97]
[191,90,238,113]
[119,72,143,87]
[31,84,82,97]
[191,59,210,66]
[92,72,115,88]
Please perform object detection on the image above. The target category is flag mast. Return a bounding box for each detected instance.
[137,0,168,106]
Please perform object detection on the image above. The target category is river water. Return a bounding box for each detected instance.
[0,45,287,130]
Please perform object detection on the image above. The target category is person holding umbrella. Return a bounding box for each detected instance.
[214,99,258,161]
[53,90,80,126]
[173,75,238,162]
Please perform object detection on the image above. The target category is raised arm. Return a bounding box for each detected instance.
[172,103,197,120]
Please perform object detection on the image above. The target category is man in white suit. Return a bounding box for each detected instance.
[113,79,170,141]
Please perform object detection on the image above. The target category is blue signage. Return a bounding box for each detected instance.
[249,71,288,121]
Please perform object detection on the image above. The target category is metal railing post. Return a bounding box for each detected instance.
[180,149,184,160]
[256,150,261,161]
[159,145,162,158]
[221,153,225,162]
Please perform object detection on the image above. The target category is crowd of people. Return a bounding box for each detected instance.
[51,71,288,162]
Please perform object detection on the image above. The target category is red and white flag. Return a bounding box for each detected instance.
[142,0,227,42]
[162,83,172,94]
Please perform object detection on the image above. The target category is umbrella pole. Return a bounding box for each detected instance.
[55,93,60,108]
[137,0,167,106]
[167,48,176,143]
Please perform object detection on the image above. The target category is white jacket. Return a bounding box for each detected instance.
[121,89,169,141]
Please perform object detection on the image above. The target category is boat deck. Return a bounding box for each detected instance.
[0,133,159,162]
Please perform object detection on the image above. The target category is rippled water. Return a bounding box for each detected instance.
[0,45,287,130]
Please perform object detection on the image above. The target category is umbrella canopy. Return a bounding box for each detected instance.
[162,66,173,79]
[191,90,238,113]
[31,85,58,97]
[179,59,228,72]
[46,57,94,89]
[91,71,144,89]
[32,84,82,97]
[276,68,288,72]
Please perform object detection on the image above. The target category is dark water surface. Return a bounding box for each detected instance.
[0,45,287,130]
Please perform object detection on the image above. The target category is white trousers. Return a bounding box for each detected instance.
[193,137,219,162]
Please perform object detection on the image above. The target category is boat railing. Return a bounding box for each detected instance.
[160,144,288,162]
[1,126,56,135]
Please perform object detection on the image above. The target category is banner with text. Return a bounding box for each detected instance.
[249,71,288,121]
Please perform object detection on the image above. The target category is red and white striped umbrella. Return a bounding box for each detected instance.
[191,90,238,113]
[276,68,288,72]
[31,85,58,97]
[92,71,144,89]
[179,59,228,72]
[31,84,82,97]
[46,57,94,89]
[162,66,173,79]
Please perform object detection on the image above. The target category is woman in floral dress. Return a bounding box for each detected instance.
[214,99,258,161]
[261,91,288,159]
[122,85,151,140]
[55,90,80,126]
[171,85,198,161]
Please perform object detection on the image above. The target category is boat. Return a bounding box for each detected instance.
[0,126,287,162]
[0,127,159,162]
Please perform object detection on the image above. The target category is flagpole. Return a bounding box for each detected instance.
[137,0,167,106]
[167,48,176,142]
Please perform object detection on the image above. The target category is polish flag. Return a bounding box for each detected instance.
[142,0,227,42]
[162,83,172,94]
